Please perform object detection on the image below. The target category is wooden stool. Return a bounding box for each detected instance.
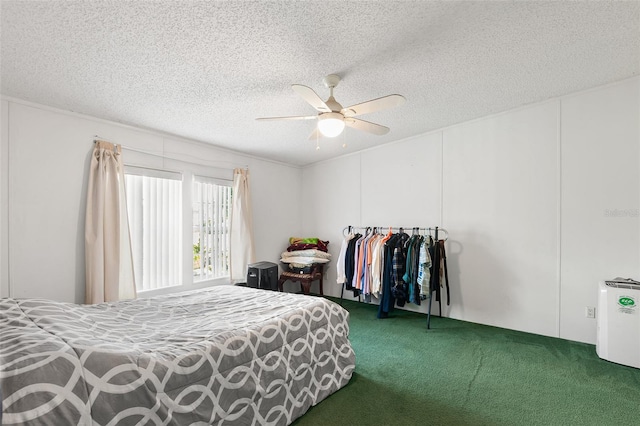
[278,264,324,295]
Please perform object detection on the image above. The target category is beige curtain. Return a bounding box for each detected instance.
[85,141,136,304]
[229,168,255,283]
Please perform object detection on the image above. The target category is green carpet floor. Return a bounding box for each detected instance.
[293,298,640,426]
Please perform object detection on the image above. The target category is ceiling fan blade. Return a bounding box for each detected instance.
[256,115,317,121]
[308,127,323,140]
[344,117,389,135]
[292,84,332,112]
[341,94,405,117]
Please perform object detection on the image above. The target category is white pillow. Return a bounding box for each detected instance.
[281,249,331,259]
[280,256,330,265]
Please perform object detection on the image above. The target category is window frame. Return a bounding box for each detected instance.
[123,164,233,299]
[192,175,233,283]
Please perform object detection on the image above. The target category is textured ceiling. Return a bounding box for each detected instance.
[2,1,639,166]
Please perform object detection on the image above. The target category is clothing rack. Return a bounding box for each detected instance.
[339,225,449,329]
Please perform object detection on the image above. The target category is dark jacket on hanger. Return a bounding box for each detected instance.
[378,234,398,318]
[344,233,361,296]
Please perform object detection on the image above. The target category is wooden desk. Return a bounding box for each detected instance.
[278,264,324,295]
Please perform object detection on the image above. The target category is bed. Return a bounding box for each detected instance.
[0,285,356,425]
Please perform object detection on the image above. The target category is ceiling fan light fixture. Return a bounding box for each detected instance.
[317,112,345,137]
[256,75,405,139]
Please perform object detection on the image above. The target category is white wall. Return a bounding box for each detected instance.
[560,79,640,343]
[302,77,640,343]
[301,131,443,314]
[443,102,560,337]
[1,99,302,303]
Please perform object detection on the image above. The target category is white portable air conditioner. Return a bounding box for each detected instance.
[596,279,640,369]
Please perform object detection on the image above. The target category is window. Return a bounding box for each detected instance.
[124,166,233,294]
[192,177,232,281]
[125,167,182,292]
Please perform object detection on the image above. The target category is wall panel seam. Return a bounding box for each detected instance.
[359,154,362,226]
[557,99,562,338]
[440,131,444,226]
[6,101,12,298]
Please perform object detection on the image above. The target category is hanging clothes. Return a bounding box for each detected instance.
[402,232,423,305]
[370,230,389,297]
[345,233,361,295]
[439,239,450,306]
[428,237,450,306]
[338,226,449,324]
[390,231,409,306]
[357,230,374,292]
[378,233,398,318]
[352,233,367,291]
[417,238,432,300]
[336,232,354,285]
[363,231,379,296]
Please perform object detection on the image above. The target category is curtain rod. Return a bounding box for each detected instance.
[93,136,248,170]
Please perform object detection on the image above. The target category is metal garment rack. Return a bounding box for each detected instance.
[342,225,448,241]
[340,225,448,329]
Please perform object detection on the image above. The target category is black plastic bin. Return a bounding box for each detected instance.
[246,261,279,291]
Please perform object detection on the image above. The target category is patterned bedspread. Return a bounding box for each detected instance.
[0,286,356,425]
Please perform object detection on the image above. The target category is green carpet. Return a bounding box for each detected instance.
[293,298,640,426]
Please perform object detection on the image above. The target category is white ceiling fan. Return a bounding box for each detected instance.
[256,74,405,139]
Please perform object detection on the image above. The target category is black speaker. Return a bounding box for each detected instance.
[246,261,279,291]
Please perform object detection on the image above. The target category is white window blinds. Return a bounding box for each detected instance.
[124,168,182,291]
[193,177,232,282]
